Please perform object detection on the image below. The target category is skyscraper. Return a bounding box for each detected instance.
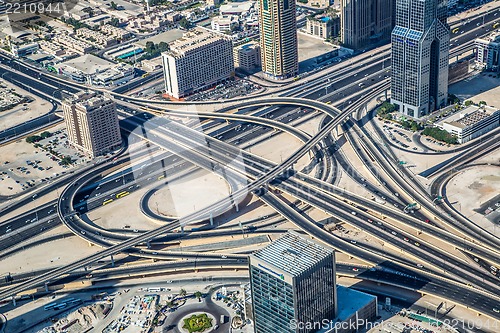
[340,0,393,50]
[258,0,298,79]
[249,231,337,333]
[62,91,121,158]
[391,0,450,118]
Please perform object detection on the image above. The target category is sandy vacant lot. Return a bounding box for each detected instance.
[0,78,53,130]
[446,164,500,236]
[149,168,231,218]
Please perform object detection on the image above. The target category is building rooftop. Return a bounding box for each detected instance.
[444,105,498,129]
[220,1,255,14]
[135,29,185,48]
[166,27,228,57]
[65,91,113,111]
[317,286,377,333]
[475,32,500,44]
[61,54,114,75]
[251,231,334,277]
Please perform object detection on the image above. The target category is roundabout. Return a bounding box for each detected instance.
[178,312,216,333]
[163,296,230,333]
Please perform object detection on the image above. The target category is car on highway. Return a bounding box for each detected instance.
[494,308,499,313]
[351,211,356,215]
[416,264,423,268]
[350,240,357,244]
[404,237,409,242]
[352,268,359,272]
[414,242,420,247]
[221,255,227,258]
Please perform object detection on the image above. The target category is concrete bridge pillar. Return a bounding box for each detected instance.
[110,255,115,267]
[210,212,213,226]
[11,296,16,306]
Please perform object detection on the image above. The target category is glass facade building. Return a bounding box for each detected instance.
[249,232,337,333]
[258,0,298,79]
[391,0,450,119]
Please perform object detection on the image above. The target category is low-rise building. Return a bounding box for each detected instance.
[55,54,134,85]
[141,57,163,72]
[76,28,117,48]
[63,4,94,20]
[475,33,500,72]
[10,42,39,58]
[206,0,222,5]
[82,14,113,28]
[233,41,261,71]
[303,0,331,9]
[54,34,94,54]
[439,105,500,143]
[306,16,340,40]
[162,27,234,99]
[127,13,172,33]
[211,15,239,32]
[101,24,132,40]
[220,1,256,16]
[38,41,66,57]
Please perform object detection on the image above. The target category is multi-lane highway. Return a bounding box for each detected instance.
[1,6,499,321]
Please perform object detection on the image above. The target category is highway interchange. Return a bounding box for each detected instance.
[0,6,500,327]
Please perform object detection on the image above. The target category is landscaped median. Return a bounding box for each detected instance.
[180,312,216,333]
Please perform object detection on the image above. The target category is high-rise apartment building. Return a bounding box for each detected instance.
[391,0,450,118]
[249,231,337,333]
[162,27,234,99]
[258,0,298,79]
[340,0,393,50]
[62,91,121,158]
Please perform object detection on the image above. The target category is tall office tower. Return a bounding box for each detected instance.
[249,231,337,333]
[391,0,450,118]
[162,27,234,99]
[62,91,121,158]
[340,0,393,50]
[258,0,298,80]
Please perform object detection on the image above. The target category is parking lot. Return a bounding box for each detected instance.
[0,125,84,196]
[382,124,417,150]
